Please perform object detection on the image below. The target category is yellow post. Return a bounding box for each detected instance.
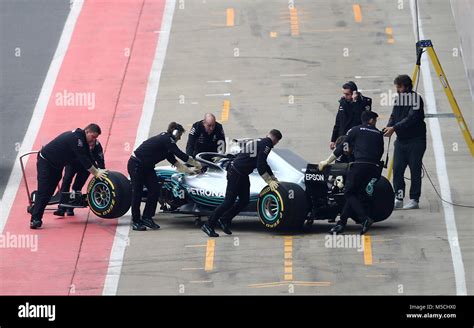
[412,64,420,84]
[387,157,394,181]
[426,47,474,156]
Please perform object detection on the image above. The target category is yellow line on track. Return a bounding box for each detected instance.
[289,8,299,36]
[363,235,373,265]
[226,8,234,27]
[284,236,293,280]
[205,239,215,271]
[352,4,362,23]
[221,100,230,122]
[385,27,395,44]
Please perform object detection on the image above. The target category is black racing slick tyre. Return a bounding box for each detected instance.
[257,182,308,230]
[366,176,395,222]
[87,171,132,219]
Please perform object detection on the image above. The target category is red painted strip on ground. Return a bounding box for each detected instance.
[0,0,166,295]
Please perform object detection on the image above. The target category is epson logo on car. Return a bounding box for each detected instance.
[305,173,325,181]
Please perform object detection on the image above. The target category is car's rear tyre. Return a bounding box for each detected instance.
[87,171,131,219]
[367,176,395,222]
[257,182,308,230]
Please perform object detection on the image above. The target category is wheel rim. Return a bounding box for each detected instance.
[261,194,280,222]
[91,182,111,209]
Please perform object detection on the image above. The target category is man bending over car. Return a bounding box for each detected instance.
[128,122,202,231]
[201,129,282,237]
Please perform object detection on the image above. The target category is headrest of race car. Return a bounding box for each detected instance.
[305,163,349,177]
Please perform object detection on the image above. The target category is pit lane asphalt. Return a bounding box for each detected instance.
[113,0,474,295]
[0,0,70,199]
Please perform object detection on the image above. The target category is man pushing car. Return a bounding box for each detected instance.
[201,129,282,237]
[30,123,108,229]
[128,122,202,231]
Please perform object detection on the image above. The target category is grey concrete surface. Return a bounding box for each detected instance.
[450,0,474,101]
[111,0,472,295]
[0,0,70,199]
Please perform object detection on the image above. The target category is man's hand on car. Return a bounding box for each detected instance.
[318,153,336,171]
[187,157,202,170]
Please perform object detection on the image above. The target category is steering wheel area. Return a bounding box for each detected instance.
[195,152,233,172]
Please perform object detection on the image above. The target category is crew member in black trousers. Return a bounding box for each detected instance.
[319,111,384,235]
[201,129,282,237]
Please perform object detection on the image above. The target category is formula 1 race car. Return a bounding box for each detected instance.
[22,148,395,231]
[153,150,395,230]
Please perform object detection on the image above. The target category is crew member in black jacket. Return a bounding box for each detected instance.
[319,111,384,235]
[330,81,372,150]
[30,124,108,229]
[383,75,426,210]
[53,140,105,217]
[186,113,226,157]
[201,129,282,237]
[128,122,202,231]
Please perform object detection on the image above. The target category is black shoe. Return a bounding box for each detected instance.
[360,217,374,235]
[30,218,43,229]
[217,218,232,235]
[53,208,65,216]
[329,223,345,234]
[132,220,147,231]
[141,217,160,230]
[201,223,219,237]
[66,208,75,216]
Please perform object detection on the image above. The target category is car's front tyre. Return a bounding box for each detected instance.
[257,182,308,230]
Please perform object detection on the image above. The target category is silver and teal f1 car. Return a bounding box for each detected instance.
[24,147,395,231]
[153,149,395,230]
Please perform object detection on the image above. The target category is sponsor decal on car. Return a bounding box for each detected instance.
[187,187,225,198]
[305,173,325,181]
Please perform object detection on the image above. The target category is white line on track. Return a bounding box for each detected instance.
[207,80,232,83]
[205,93,231,97]
[280,73,307,77]
[354,75,383,79]
[102,0,177,296]
[0,0,84,234]
[410,0,467,295]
